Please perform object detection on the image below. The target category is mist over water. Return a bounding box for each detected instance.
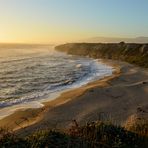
[0,45,113,109]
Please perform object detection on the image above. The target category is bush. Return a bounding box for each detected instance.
[0,121,147,148]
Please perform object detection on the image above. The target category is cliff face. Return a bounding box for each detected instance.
[55,43,148,68]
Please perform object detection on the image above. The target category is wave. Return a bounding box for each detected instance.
[0,48,113,109]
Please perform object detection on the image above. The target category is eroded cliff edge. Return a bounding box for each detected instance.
[55,43,148,68]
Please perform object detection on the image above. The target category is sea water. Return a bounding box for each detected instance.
[0,45,113,119]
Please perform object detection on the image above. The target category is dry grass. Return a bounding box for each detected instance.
[0,120,147,148]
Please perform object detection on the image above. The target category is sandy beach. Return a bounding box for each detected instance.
[0,59,147,136]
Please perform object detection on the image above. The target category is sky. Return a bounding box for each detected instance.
[0,0,148,44]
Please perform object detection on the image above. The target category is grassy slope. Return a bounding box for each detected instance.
[55,43,148,68]
[0,121,148,148]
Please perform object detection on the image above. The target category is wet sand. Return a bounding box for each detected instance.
[0,60,147,136]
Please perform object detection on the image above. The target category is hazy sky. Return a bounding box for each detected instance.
[0,0,148,43]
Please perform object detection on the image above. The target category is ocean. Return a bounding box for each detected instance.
[0,45,113,119]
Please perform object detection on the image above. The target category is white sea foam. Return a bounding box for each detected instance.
[0,46,114,119]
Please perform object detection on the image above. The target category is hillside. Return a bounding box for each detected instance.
[0,121,147,148]
[55,43,148,68]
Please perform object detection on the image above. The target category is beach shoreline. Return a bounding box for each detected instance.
[0,59,119,131]
[0,59,147,137]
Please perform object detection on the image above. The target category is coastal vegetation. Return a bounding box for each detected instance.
[0,120,148,148]
[55,43,148,68]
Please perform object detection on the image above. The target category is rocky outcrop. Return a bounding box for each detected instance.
[55,43,148,68]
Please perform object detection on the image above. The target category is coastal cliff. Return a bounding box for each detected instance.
[55,43,148,68]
